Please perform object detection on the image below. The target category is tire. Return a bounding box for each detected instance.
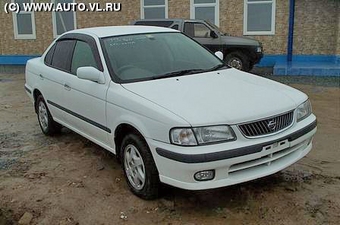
[36,95,61,135]
[248,63,255,72]
[225,51,250,71]
[121,133,160,200]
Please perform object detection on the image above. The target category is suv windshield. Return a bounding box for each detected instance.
[102,32,225,82]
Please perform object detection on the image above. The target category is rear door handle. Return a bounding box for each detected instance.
[39,74,44,80]
[64,83,71,91]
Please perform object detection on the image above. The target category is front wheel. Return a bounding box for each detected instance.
[121,133,160,200]
[225,51,250,71]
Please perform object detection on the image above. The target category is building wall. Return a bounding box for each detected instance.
[337,2,340,56]
[0,0,139,56]
[0,0,339,57]
[293,0,339,55]
[77,0,139,29]
[219,0,290,55]
[1,0,52,55]
[0,1,4,57]
[168,0,190,19]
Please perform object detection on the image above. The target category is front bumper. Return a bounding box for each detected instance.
[253,52,263,64]
[147,115,317,190]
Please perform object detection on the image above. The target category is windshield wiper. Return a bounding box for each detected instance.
[206,63,227,71]
[151,65,227,80]
[151,69,205,80]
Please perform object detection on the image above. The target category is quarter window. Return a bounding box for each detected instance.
[170,24,179,30]
[141,0,168,19]
[244,0,276,35]
[190,0,219,26]
[71,41,98,75]
[52,0,77,38]
[44,44,56,66]
[12,0,36,39]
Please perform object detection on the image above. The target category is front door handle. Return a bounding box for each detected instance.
[64,83,71,91]
[39,74,44,80]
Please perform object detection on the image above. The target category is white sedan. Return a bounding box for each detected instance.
[25,26,317,199]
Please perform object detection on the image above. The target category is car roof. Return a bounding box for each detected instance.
[64,25,179,38]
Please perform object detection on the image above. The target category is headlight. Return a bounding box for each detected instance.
[170,125,236,146]
[296,100,312,122]
[170,128,197,146]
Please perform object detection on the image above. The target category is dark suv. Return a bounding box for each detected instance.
[132,19,263,72]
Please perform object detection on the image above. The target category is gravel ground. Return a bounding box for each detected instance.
[0,72,339,225]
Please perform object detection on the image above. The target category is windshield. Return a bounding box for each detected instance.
[102,32,225,82]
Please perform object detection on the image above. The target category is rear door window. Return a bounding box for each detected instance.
[184,22,194,37]
[51,40,76,72]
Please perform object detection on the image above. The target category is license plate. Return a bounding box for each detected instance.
[263,139,289,152]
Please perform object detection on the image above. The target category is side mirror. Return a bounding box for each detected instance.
[210,30,218,38]
[76,67,105,84]
[215,51,224,60]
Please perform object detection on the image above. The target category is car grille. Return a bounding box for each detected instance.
[238,111,294,138]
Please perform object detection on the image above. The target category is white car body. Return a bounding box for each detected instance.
[25,26,317,193]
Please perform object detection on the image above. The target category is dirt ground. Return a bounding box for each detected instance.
[0,73,339,225]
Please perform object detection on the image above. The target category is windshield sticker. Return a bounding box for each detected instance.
[107,35,153,47]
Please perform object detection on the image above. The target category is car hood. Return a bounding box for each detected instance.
[221,35,260,46]
[121,68,307,126]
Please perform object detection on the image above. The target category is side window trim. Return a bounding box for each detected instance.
[45,34,103,75]
[59,33,104,72]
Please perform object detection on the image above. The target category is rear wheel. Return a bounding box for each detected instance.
[225,51,250,71]
[36,95,61,135]
[121,133,159,200]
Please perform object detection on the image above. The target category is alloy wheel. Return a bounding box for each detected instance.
[124,144,146,190]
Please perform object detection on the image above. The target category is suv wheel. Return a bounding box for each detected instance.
[121,133,159,200]
[225,51,250,71]
[36,95,61,135]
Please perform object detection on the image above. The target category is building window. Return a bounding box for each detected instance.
[52,0,76,38]
[12,0,36,39]
[244,0,276,35]
[141,0,168,19]
[190,0,219,26]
